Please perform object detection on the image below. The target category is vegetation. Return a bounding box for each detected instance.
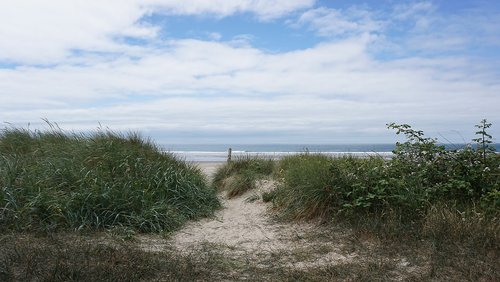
[258,120,499,280]
[1,120,498,280]
[0,232,428,281]
[0,233,230,281]
[213,155,274,197]
[269,120,499,220]
[0,126,220,233]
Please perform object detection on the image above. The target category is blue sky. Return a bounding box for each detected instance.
[0,0,499,144]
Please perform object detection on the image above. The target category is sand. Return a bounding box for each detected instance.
[174,162,282,253]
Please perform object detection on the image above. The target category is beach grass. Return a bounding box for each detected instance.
[0,233,232,281]
[0,126,220,233]
[212,155,274,198]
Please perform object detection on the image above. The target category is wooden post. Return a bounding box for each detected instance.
[227,147,232,163]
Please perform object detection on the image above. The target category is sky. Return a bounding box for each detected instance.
[0,0,499,144]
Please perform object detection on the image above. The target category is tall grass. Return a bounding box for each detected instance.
[0,127,220,232]
[213,155,274,197]
[272,154,389,220]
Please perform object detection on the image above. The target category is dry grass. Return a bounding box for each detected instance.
[0,224,498,281]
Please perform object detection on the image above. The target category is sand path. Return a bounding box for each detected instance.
[172,178,289,254]
[167,163,355,267]
[133,163,428,279]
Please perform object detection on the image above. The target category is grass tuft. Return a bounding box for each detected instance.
[213,155,274,198]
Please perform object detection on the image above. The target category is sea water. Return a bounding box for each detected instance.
[162,144,397,162]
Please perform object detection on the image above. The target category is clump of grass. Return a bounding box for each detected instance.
[0,126,220,233]
[213,155,274,198]
[272,154,387,220]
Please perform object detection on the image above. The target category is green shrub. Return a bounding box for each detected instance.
[387,121,499,205]
[0,127,220,232]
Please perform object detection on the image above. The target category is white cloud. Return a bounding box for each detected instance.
[0,0,315,64]
[1,1,499,143]
[1,35,499,142]
[207,32,222,41]
[392,1,435,22]
[390,3,500,54]
[294,7,384,37]
[146,0,315,20]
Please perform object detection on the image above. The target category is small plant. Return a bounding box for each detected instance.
[473,119,495,161]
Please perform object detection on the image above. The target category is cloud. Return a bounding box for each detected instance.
[294,7,384,37]
[146,0,316,20]
[0,1,499,143]
[392,1,435,22]
[1,35,499,142]
[0,0,315,64]
[207,32,222,41]
[391,4,500,54]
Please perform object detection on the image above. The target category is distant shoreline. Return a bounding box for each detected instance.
[167,143,499,162]
[178,151,394,162]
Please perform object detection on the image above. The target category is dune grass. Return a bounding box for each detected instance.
[212,155,274,198]
[0,126,220,233]
[0,232,428,281]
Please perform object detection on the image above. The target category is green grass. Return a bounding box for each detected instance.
[272,154,388,220]
[213,155,274,198]
[0,127,220,232]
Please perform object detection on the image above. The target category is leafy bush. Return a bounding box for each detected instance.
[387,120,499,207]
[0,127,220,232]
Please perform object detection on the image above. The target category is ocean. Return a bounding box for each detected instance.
[162,144,397,162]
